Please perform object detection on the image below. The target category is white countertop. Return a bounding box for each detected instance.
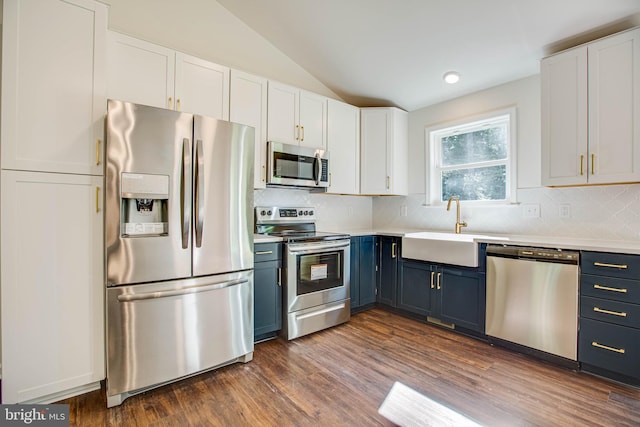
[256,229,640,255]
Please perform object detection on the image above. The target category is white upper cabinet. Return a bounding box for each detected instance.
[542,28,640,186]
[1,0,107,175]
[267,81,327,149]
[326,99,360,194]
[107,32,230,119]
[360,107,408,195]
[230,70,268,189]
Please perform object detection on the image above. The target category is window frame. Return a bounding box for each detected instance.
[425,107,517,206]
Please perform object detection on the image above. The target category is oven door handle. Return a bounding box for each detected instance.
[288,240,350,254]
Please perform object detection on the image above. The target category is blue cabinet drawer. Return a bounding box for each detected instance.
[579,318,640,380]
[254,243,281,263]
[581,251,640,280]
[581,296,640,328]
[581,274,640,303]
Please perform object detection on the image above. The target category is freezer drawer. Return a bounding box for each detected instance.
[106,270,254,407]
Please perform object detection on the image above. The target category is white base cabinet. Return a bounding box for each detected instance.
[1,171,104,403]
[360,107,408,195]
[1,0,107,176]
[542,28,640,186]
[107,31,230,119]
[327,99,360,194]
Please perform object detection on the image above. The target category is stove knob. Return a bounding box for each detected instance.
[267,210,272,216]
[309,210,314,216]
[304,210,309,215]
[299,210,304,216]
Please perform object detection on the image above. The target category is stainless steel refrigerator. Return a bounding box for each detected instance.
[104,100,255,407]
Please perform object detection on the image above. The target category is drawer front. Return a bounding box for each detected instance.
[581,251,640,280]
[579,318,640,379]
[581,274,640,303]
[254,243,281,263]
[581,296,640,328]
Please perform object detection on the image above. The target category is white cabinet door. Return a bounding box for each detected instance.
[299,90,328,150]
[267,81,299,144]
[360,107,408,195]
[267,81,328,149]
[175,53,230,119]
[541,47,588,186]
[588,28,640,184]
[1,171,104,403]
[230,70,268,188]
[1,0,107,176]
[327,99,360,194]
[107,31,175,109]
[541,28,640,186]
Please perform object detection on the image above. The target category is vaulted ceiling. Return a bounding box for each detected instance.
[217,0,640,111]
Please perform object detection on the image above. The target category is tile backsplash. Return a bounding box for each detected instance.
[255,184,640,242]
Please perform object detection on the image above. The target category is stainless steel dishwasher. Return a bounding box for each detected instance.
[486,245,579,361]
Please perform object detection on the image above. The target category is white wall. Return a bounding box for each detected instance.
[103,0,340,99]
[374,75,640,242]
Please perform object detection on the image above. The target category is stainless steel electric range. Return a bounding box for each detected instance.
[255,207,351,340]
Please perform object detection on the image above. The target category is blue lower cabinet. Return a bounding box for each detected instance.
[399,259,485,333]
[254,243,282,342]
[350,236,377,312]
[378,236,401,307]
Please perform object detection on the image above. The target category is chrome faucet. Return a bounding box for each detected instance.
[446,196,467,234]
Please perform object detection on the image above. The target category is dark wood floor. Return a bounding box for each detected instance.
[61,308,640,426]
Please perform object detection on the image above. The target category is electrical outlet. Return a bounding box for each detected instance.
[559,204,571,218]
[522,204,540,218]
[400,205,408,217]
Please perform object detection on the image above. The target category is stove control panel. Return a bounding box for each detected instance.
[255,206,316,223]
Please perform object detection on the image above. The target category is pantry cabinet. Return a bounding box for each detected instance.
[1,0,107,176]
[267,81,328,150]
[541,28,640,186]
[107,32,230,119]
[360,107,408,195]
[327,99,360,194]
[1,170,104,403]
[230,70,268,189]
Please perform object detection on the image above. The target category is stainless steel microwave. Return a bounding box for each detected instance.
[267,141,329,189]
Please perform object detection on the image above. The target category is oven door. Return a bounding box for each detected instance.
[285,239,350,313]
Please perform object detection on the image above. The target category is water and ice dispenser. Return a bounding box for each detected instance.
[120,173,169,236]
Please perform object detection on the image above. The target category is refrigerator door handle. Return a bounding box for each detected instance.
[195,139,205,247]
[116,278,250,302]
[181,137,192,249]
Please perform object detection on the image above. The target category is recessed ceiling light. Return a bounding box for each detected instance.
[443,71,460,84]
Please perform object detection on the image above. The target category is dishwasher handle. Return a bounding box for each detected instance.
[487,245,579,264]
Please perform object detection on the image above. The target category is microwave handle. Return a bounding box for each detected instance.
[314,153,321,185]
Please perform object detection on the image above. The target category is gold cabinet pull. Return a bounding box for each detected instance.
[95,139,101,165]
[430,271,435,289]
[594,284,628,293]
[593,262,628,269]
[262,165,266,183]
[594,307,627,317]
[591,154,595,174]
[295,125,300,141]
[580,155,584,176]
[277,267,282,286]
[436,272,441,290]
[592,341,625,354]
[255,250,273,255]
[386,176,390,190]
[95,187,100,213]
[391,242,397,258]
[176,98,181,111]
[301,126,305,142]
[168,97,173,109]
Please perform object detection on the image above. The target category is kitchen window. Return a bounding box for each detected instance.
[426,108,516,205]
